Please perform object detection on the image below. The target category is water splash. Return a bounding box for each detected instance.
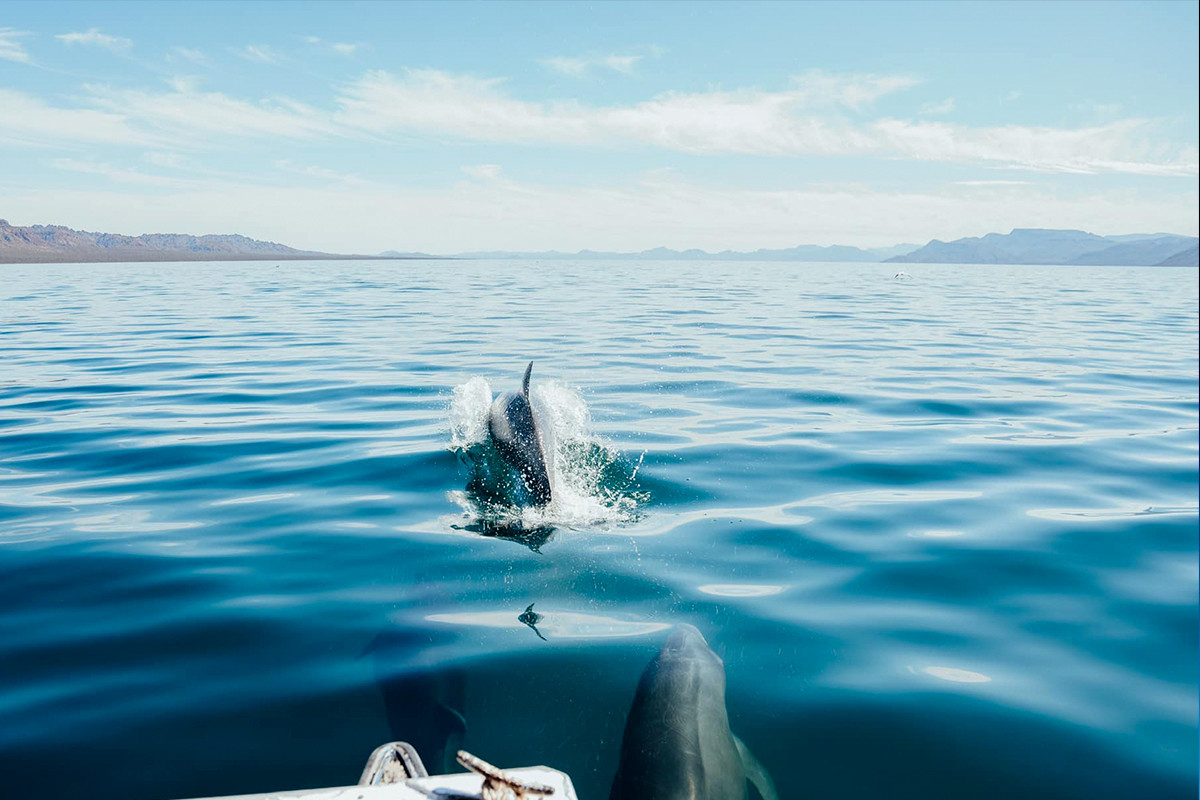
[446,376,647,539]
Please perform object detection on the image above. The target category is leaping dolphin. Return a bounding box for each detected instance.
[488,361,555,506]
[610,624,779,800]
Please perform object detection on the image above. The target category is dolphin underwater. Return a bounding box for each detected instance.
[487,361,555,506]
[610,624,778,800]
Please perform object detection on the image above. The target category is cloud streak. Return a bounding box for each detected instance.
[0,88,163,147]
[0,27,32,64]
[920,97,956,116]
[56,28,132,53]
[82,83,336,140]
[51,157,207,188]
[304,36,361,56]
[335,69,1196,175]
[542,53,642,77]
[170,47,209,66]
[2,69,1194,177]
[239,44,280,64]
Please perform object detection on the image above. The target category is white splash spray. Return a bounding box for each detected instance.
[446,376,644,530]
[449,376,494,449]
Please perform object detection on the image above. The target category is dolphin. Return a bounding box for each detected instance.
[610,624,778,800]
[487,361,555,506]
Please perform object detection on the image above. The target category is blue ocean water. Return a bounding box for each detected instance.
[0,259,1196,800]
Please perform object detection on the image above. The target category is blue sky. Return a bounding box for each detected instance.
[1,0,1196,253]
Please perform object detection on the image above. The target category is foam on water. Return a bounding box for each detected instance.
[446,376,645,532]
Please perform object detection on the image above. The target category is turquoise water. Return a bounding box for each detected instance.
[0,260,1196,799]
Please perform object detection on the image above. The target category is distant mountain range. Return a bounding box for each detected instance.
[0,219,401,264]
[446,230,1197,265]
[887,228,1198,266]
[452,243,921,262]
[2,218,1196,266]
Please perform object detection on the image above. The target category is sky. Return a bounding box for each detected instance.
[0,0,1197,254]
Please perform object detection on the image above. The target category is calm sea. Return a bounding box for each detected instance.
[1,260,1196,799]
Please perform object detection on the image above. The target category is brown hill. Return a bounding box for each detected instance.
[0,219,362,263]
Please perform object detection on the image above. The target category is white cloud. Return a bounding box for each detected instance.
[170,47,209,66]
[272,159,371,185]
[871,118,1198,176]
[0,88,162,148]
[542,53,643,77]
[56,28,132,53]
[955,180,1034,186]
[51,157,203,188]
[2,68,1193,178]
[0,27,32,64]
[600,54,640,74]
[333,68,917,152]
[303,36,360,56]
[461,164,504,181]
[334,69,1196,175]
[240,44,280,64]
[82,83,334,141]
[787,70,919,110]
[541,57,587,77]
[143,151,185,168]
[920,97,956,116]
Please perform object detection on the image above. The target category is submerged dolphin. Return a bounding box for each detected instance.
[610,624,778,800]
[488,361,555,506]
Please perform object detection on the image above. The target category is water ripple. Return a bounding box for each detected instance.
[0,260,1195,800]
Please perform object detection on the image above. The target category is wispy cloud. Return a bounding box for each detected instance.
[787,70,920,110]
[955,180,1034,186]
[334,69,919,151]
[239,44,280,64]
[170,47,209,66]
[272,159,371,185]
[87,83,332,140]
[542,53,643,77]
[3,68,1193,178]
[304,36,361,56]
[461,164,504,181]
[142,151,185,169]
[920,97,956,116]
[56,28,132,54]
[0,27,32,64]
[51,157,202,188]
[0,88,162,148]
[335,69,1196,175]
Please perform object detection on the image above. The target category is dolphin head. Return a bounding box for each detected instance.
[661,623,723,668]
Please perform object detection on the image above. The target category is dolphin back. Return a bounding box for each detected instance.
[487,362,553,505]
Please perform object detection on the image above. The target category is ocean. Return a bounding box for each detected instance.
[0,259,1196,799]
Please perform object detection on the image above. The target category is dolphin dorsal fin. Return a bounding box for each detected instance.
[523,362,533,398]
